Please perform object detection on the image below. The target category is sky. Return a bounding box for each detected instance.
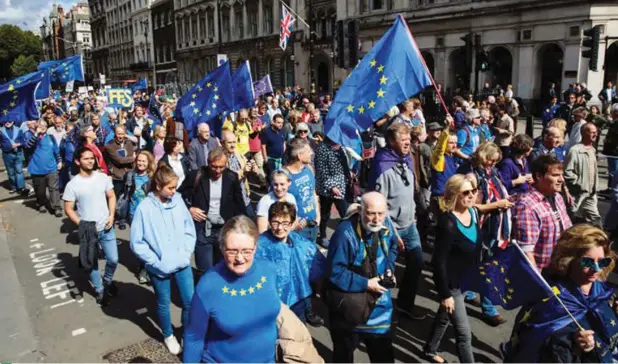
[0,0,76,33]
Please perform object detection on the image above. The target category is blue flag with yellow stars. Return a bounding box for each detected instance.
[0,76,42,124]
[148,93,163,124]
[461,243,553,310]
[231,60,255,112]
[7,69,51,100]
[38,55,84,83]
[176,60,234,138]
[131,78,148,93]
[324,15,432,148]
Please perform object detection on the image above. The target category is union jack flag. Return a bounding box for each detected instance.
[279,4,296,51]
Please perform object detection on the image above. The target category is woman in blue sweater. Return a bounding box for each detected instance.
[130,165,196,355]
[183,215,281,363]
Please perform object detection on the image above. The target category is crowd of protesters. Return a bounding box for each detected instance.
[2,80,618,363]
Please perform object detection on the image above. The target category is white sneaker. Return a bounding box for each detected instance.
[164,335,181,355]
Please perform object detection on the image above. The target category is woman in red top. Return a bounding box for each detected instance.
[79,125,109,174]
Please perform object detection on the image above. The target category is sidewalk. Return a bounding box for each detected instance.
[0,213,42,362]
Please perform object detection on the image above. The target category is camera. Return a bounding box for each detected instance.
[379,270,396,289]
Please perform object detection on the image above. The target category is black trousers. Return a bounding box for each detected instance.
[330,327,394,363]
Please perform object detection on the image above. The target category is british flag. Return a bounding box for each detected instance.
[279,5,296,51]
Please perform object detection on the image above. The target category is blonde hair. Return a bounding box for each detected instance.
[443,174,478,212]
[134,150,156,177]
[471,142,502,169]
[548,118,567,145]
[548,224,616,280]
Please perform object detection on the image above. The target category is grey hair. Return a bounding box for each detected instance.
[218,215,259,252]
[289,138,310,160]
[197,122,210,131]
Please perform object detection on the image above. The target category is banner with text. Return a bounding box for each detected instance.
[107,88,134,109]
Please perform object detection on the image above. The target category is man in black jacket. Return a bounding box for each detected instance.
[180,147,246,275]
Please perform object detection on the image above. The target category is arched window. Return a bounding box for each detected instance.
[250,58,259,80]
[234,3,243,39]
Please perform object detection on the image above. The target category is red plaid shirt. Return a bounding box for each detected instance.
[512,188,572,269]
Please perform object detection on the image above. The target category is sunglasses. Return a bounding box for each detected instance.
[580,257,612,272]
[461,188,478,197]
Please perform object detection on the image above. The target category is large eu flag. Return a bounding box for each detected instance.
[131,78,148,93]
[324,15,432,148]
[176,61,234,138]
[0,76,42,124]
[231,60,255,111]
[461,243,554,310]
[8,69,51,100]
[38,55,84,83]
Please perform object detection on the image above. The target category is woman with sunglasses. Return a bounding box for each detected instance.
[503,224,618,363]
[458,142,513,326]
[424,174,481,364]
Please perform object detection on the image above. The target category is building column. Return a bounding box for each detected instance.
[515,44,534,101]
[205,11,210,40]
[258,0,263,36]
[196,12,202,40]
[272,0,279,35]
[214,6,219,43]
[230,6,235,40]
[177,18,183,45]
[189,14,194,41]
[242,2,248,39]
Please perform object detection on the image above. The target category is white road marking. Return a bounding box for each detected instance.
[135,308,148,315]
[29,238,39,242]
[71,328,86,336]
[13,199,25,204]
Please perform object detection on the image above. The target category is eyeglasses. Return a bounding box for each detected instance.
[460,188,478,197]
[580,257,612,272]
[270,220,292,229]
[298,130,309,134]
[224,249,254,258]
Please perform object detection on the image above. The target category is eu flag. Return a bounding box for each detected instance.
[131,78,148,93]
[231,60,255,111]
[176,61,234,138]
[8,69,51,100]
[148,93,163,123]
[253,74,273,98]
[324,15,432,148]
[38,55,84,83]
[461,243,553,310]
[0,76,41,124]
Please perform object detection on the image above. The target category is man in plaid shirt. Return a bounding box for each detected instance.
[512,155,572,270]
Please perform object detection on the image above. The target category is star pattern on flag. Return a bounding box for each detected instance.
[345,58,392,117]
[1,89,21,116]
[220,276,267,298]
[479,263,515,305]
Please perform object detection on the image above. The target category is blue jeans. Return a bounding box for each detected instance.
[194,223,222,273]
[2,151,25,190]
[148,265,194,338]
[90,228,119,293]
[609,157,618,182]
[397,223,423,312]
[297,224,318,243]
[464,291,499,317]
[290,297,310,323]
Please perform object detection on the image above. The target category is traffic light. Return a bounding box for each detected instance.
[582,25,600,72]
[476,51,489,72]
[348,20,359,68]
[335,20,345,69]
[460,32,474,71]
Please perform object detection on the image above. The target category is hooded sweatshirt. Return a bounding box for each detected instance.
[130,192,197,277]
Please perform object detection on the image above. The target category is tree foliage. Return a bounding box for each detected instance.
[11,55,38,77]
[0,25,43,82]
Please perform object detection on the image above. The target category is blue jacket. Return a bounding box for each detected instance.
[0,126,25,153]
[326,214,399,333]
[130,192,196,277]
[25,133,61,175]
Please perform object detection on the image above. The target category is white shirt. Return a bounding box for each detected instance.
[208,177,223,223]
[63,171,113,232]
[256,192,297,217]
[167,155,186,187]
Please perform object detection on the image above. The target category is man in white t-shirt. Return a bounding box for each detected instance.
[256,169,297,233]
[63,146,118,307]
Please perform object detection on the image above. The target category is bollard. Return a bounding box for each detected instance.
[525,115,534,138]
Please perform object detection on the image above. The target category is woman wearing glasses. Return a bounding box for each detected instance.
[183,216,281,363]
[503,224,618,362]
[130,165,196,355]
[255,201,326,322]
[424,174,481,364]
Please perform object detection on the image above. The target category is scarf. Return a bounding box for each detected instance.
[472,166,511,250]
[367,147,414,191]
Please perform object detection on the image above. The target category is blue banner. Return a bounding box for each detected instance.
[38,55,84,83]
[107,88,134,109]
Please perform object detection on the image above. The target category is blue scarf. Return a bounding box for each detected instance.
[504,278,616,362]
[367,147,414,191]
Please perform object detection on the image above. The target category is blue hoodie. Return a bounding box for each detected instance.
[130,192,196,277]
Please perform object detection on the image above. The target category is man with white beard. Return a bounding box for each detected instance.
[324,192,399,362]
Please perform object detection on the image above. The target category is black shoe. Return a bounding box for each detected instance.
[482,313,506,327]
[54,209,63,217]
[305,311,324,327]
[397,307,427,321]
[9,188,17,194]
[38,206,47,213]
[96,291,108,307]
[104,281,119,297]
[138,269,151,285]
[19,189,29,197]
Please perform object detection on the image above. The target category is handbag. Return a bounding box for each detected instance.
[323,222,380,327]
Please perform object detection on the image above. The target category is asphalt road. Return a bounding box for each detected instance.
[0,118,614,362]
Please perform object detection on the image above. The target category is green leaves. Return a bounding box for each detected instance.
[10,55,38,77]
[0,24,43,79]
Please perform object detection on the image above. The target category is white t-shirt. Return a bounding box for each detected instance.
[256,192,297,217]
[63,171,113,231]
[208,177,224,223]
[167,155,186,187]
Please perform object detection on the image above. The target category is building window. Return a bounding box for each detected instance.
[207,11,215,39]
[248,6,257,37]
[359,0,367,13]
[222,12,230,42]
[523,29,532,40]
[370,0,384,11]
[191,15,198,41]
[177,20,183,43]
[263,2,272,34]
[569,26,580,37]
[199,13,206,39]
[250,58,259,80]
[283,57,294,87]
[234,4,243,39]
[184,18,190,42]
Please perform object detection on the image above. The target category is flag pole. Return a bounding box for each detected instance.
[401,16,450,118]
[277,0,311,30]
[512,242,585,331]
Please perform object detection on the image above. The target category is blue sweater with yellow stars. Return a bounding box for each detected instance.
[183,259,281,363]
